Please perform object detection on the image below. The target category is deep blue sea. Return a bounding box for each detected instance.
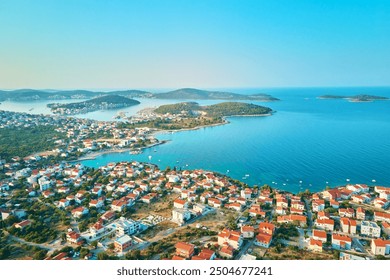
[3,87,388,193]
[78,87,390,193]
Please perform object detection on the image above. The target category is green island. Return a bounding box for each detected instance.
[318,94,389,102]
[48,95,140,115]
[155,101,272,117]
[153,88,280,101]
[123,102,273,130]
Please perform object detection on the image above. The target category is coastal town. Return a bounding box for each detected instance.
[0,109,161,162]
[0,109,390,260]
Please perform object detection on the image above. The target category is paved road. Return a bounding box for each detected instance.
[234,238,255,260]
[352,237,367,254]
[303,198,313,228]
[297,228,308,249]
[5,231,62,253]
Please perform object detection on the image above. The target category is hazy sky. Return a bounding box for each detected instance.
[0,0,389,89]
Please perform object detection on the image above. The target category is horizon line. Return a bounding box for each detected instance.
[1,85,390,92]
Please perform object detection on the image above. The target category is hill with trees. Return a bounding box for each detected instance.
[318,94,389,102]
[48,95,140,115]
[154,101,272,117]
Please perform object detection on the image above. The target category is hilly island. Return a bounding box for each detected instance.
[318,94,389,102]
[0,88,279,102]
[123,102,273,130]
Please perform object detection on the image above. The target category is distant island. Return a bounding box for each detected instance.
[48,95,140,115]
[0,88,279,102]
[153,88,280,101]
[318,94,389,102]
[0,89,152,101]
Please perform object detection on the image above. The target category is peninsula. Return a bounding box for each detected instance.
[123,102,273,130]
[48,95,140,115]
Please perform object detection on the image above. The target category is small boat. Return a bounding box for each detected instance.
[245,174,250,177]
[29,108,34,111]
[299,180,303,184]
[148,155,152,160]
[153,149,157,152]
[130,149,141,155]
[372,179,376,183]
[242,177,247,180]
[346,178,350,182]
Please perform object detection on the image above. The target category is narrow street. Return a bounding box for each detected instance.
[4,231,62,254]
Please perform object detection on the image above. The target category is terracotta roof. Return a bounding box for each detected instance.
[174,198,186,205]
[172,255,185,260]
[375,211,390,219]
[313,229,327,239]
[256,233,272,244]
[332,234,352,242]
[241,225,255,232]
[372,238,390,247]
[310,238,323,247]
[198,249,215,260]
[219,245,234,256]
[191,255,206,260]
[316,218,334,225]
[175,242,194,253]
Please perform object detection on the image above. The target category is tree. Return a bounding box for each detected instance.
[97,252,109,260]
[61,232,67,242]
[33,250,47,260]
[91,240,98,249]
[80,248,90,259]
[5,215,19,227]
[125,249,141,260]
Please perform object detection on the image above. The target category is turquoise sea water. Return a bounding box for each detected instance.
[78,87,390,193]
[2,87,389,193]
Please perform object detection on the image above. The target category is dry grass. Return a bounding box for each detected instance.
[196,210,229,231]
[133,193,179,219]
[139,220,178,240]
[264,246,336,260]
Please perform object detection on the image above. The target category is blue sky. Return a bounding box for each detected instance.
[0,0,389,89]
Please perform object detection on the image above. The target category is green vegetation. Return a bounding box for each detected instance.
[274,223,299,240]
[0,88,279,102]
[0,126,65,161]
[154,101,272,118]
[0,89,151,101]
[204,102,272,117]
[48,94,140,113]
[154,88,279,101]
[154,102,199,115]
[6,200,70,244]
